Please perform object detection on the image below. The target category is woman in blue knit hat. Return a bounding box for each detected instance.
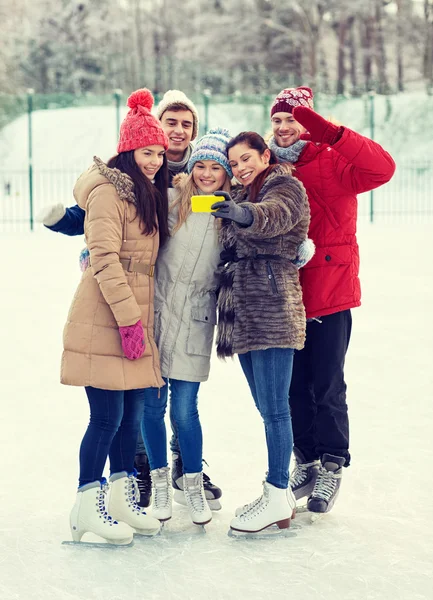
[139,127,232,527]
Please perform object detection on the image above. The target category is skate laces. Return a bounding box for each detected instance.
[312,466,342,501]
[291,459,318,487]
[238,483,270,521]
[97,479,118,524]
[152,467,171,509]
[184,474,206,512]
[125,473,147,514]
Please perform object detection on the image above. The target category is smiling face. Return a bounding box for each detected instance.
[228,142,271,186]
[160,109,194,160]
[271,111,307,148]
[192,160,228,193]
[133,145,165,179]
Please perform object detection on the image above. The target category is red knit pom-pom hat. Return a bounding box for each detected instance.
[270,86,314,116]
[117,89,169,153]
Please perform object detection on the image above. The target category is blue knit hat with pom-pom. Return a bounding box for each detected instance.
[187,128,232,178]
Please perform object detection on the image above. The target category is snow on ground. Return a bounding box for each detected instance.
[0,222,432,600]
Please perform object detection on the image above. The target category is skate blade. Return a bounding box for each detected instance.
[62,539,133,548]
[291,506,326,527]
[228,524,296,540]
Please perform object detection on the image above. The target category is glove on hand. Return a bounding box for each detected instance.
[293,106,343,146]
[36,203,66,227]
[119,320,145,360]
[210,191,253,226]
[291,237,316,269]
[79,247,90,272]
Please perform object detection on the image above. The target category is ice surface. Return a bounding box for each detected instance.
[0,223,432,600]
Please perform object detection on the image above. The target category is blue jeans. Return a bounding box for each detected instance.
[238,348,295,489]
[78,387,145,487]
[141,378,202,473]
[136,408,181,455]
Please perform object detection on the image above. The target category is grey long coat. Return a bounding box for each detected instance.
[154,175,222,382]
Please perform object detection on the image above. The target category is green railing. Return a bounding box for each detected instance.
[1,91,432,230]
[0,159,432,232]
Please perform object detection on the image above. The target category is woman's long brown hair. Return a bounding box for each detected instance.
[107,151,170,247]
[226,132,278,203]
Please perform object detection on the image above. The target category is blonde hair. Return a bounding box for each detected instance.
[170,171,232,234]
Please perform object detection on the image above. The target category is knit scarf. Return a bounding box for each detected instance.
[268,136,307,165]
[168,144,193,183]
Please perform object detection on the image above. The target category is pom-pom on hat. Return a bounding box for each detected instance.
[117,88,169,153]
[156,90,200,141]
[187,128,232,178]
[270,86,314,117]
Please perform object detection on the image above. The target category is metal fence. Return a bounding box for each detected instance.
[1,91,432,230]
[0,159,432,233]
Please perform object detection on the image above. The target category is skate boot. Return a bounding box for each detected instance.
[230,481,296,534]
[69,479,134,545]
[307,453,345,513]
[235,480,296,517]
[290,448,320,501]
[150,466,172,522]
[172,452,222,511]
[134,453,152,508]
[108,471,161,536]
[183,472,212,526]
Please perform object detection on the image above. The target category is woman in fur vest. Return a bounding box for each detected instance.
[210,131,310,535]
[62,89,168,545]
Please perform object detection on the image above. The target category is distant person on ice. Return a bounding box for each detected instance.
[37,90,223,513]
[268,86,396,513]
[61,88,168,545]
[210,132,310,534]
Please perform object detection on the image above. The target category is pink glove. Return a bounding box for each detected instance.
[293,106,343,146]
[119,320,145,360]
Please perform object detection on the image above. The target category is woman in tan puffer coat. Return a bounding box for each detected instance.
[62,89,169,545]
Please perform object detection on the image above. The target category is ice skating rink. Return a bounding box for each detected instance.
[0,222,431,600]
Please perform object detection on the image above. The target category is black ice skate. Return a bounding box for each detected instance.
[172,452,222,511]
[134,453,152,508]
[290,447,320,501]
[307,453,345,513]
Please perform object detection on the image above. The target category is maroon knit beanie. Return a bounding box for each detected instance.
[117,89,169,153]
[270,87,314,116]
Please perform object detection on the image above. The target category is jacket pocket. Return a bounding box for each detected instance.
[186,295,217,357]
[266,261,279,294]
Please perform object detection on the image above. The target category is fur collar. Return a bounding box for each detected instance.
[93,156,136,204]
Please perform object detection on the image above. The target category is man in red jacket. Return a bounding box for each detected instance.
[269,87,395,513]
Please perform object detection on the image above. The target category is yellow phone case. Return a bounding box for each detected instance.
[190,195,219,213]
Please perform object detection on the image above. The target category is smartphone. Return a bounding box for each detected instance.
[190,195,221,213]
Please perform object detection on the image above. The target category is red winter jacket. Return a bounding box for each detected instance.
[292,128,395,319]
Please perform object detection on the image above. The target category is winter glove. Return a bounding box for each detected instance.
[119,320,146,360]
[293,106,343,146]
[79,247,90,272]
[291,237,315,269]
[35,203,66,227]
[210,191,253,226]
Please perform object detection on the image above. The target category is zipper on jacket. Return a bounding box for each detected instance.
[266,261,278,294]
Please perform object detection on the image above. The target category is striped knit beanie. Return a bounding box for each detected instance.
[117,89,169,153]
[187,128,232,178]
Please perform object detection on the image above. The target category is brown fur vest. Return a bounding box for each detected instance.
[216,164,310,357]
